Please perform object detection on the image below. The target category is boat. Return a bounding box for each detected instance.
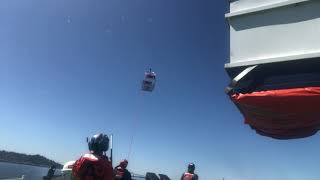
[41,160,170,180]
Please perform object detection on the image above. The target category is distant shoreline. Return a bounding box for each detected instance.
[0,159,50,168]
[0,150,63,169]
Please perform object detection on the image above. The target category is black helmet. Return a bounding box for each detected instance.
[188,163,195,172]
[88,133,109,154]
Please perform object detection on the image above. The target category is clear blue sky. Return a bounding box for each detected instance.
[1,1,320,180]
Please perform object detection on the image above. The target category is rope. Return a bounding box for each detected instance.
[127,91,145,160]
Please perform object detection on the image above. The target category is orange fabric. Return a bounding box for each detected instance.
[115,166,125,179]
[183,173,194,180]
[231,87,320,139]
[73,153,113,180]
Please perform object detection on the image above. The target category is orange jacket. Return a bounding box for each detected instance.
[73,153,113,180]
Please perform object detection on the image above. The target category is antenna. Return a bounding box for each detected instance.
[110,134,113,166]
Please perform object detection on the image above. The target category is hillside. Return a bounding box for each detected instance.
[0,150,63,169]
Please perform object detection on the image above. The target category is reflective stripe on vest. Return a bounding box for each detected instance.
[82,153,99,161]
[183,173,194,180]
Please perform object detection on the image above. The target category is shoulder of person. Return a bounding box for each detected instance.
[125,169,131,175]
[193,174,199,179]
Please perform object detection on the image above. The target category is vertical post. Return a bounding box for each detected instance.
[110,134,113,166]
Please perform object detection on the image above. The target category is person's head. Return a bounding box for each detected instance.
[120,159,128,168]
[50,165,56,170]
[187,163,195,173]
[88,133,109,155]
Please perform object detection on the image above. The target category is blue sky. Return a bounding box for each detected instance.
[1,0,320,180]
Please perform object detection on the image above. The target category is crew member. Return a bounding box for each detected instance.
[181,163,198,180]
[114,159,132,180]
[73,133,113,180]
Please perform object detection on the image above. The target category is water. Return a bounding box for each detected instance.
[0,162,146,180]
[0,162,57,180]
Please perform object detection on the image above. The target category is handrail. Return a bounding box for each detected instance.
[0,175,25,180]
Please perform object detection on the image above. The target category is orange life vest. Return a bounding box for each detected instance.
[73,153,113,180]
[115,166,125,179]
[183,172,194,180]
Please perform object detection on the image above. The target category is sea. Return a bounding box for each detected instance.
[0,162,61,180]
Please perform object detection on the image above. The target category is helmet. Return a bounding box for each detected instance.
[120,159,128,168]
[88,133,109,153]
[188,163,195,172]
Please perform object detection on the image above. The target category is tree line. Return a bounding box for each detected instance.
[0,150,62,169]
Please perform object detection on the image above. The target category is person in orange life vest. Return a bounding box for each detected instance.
[114,159,132,180]
[73,133,113,180]
[181,163,198,180]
